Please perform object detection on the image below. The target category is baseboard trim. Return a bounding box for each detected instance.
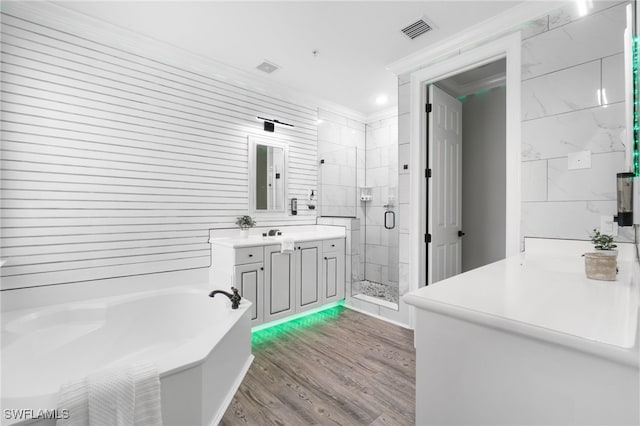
[344,302,413,330]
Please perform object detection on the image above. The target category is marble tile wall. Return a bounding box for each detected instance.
[392,1,632,326]
[397,79,411,306]
[317,109,365,218]
[520,2,633,243]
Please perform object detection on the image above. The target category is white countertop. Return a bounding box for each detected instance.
[404,238,639,364]
[209,225,346,248]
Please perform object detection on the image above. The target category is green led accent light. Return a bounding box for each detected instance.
[473,88,492,96]
[251,300,345,345]
[634,36,639,176]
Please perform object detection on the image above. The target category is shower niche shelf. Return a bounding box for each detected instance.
[360,187,372,202]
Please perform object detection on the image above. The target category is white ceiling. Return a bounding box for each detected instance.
[54,1,528,117]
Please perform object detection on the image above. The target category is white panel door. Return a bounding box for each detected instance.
[429,84,463,284]
[296,241,322,312]
[264,244,296,322]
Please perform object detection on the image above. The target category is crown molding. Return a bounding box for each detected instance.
[386,1,565,76]
[364,105,398,124]
[2,1,368,122]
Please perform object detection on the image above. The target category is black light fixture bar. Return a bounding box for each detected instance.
[257,116,295,128]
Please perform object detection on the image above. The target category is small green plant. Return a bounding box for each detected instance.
[236,215,256,230]
[590,228,617,250]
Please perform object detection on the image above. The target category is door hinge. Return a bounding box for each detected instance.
[425,103,432,113]
[424,233,431,243]
[425,168,432,178]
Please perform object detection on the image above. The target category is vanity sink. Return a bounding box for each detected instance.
[209,225,346,248]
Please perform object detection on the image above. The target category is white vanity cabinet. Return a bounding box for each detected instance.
[322,238,345,304]
[210,231,346,328]
[263,244,296,322]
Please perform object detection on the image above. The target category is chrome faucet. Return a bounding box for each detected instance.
[209,286,242,309]
[267,229,281,236]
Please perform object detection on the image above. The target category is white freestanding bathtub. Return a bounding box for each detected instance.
[1,285,253,426]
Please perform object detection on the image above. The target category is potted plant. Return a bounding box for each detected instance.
[235,215,256,237]
[584,229,618,281]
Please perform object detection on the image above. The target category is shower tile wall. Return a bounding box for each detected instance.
[317,109,365,218]
[317,108,366,286]
[364,116,398,287]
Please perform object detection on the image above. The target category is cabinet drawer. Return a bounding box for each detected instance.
[322,238,344,252]
[235,246,264,264]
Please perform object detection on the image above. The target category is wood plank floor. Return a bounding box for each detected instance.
[220,306,416,426]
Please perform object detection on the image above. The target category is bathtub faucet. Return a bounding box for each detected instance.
[209,287,242,309]
[268,228,280,236]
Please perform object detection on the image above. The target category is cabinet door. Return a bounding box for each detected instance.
[296,241,323,312]
[264,244,296,322]
[323,249,345,304]
[234,262,264,326]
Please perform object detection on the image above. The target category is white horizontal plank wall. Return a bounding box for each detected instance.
[0,10,318,290]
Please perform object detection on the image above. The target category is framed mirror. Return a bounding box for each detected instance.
[248,136,288,214]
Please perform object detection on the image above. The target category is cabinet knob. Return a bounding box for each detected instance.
[248,254,253,257]
[331,244,335,247]
[260,267,264,271]
[324,257,327,260]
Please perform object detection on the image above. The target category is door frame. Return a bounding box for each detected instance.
[408,32,522,298]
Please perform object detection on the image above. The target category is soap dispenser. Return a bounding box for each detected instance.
[308,189,316,210]
[615,172,634,226]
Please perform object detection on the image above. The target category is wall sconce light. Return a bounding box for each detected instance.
[257,116,294,133]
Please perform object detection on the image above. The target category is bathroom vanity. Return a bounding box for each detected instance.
[404,238,640,425]
[209,226,346,327]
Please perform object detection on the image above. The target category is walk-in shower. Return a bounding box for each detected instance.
[317,112,399,308]
[353,117,399,307]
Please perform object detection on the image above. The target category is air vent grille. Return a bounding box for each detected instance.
[256,61,279,74]
[401,19,432,40]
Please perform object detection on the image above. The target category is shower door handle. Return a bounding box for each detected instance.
[384,210,396,230]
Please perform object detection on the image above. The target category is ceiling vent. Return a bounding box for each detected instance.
[401,18,433,40]
[256,61,280,74]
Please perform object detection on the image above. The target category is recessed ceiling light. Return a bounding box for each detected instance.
[375,95,388,105]
[575,0,593,16]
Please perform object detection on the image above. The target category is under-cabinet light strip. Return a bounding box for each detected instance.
[251,299,345,342]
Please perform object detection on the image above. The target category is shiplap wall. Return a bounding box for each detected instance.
[0,9,318,290]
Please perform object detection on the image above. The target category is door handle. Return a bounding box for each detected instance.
[384,210,396,230]
[458,230,465,237]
